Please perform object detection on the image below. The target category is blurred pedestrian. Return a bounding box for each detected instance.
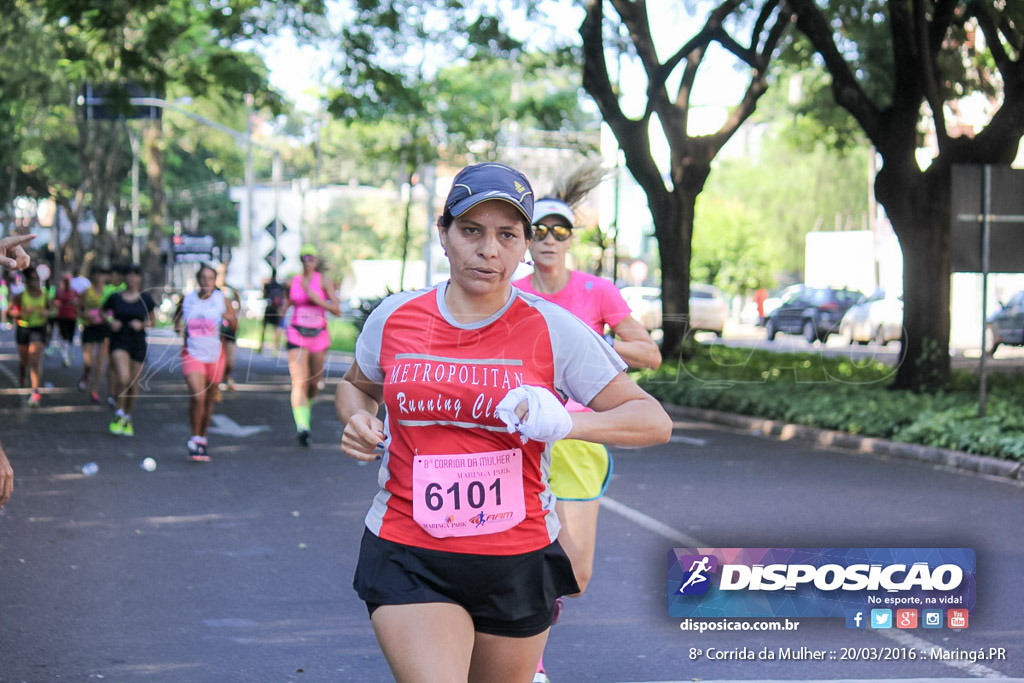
[174,263,237,462]
[0,275,9,330]
[284,244,340,446]
[259,267,286,354]
[101,265,127,409]
[0,440,13,507]
[10,266,55,406]
[77,268,109,403]
[104,264,155,437]
[54,275,79,366]
[216,265,241,391]
[754,287,768,326]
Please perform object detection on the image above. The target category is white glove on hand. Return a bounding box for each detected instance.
[495,385,573,444]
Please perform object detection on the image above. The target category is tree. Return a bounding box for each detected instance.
[691,195,780,294]
[701,135,871,281]
[787,0,1024,390]
[329,1,598,286]
[580,0,793,354]
[8,0,327,280]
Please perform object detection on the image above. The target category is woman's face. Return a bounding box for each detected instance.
[301,254,317,272]
[527,215,573,271]
[439,200,529,300]
[126,271,142,290]
[197,268,216,295]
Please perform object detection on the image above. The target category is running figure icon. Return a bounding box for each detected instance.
[678,556,712,593]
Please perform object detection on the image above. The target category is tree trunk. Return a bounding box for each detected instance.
[61,223,84,276]
[876,162,952,391]
[653,197,689,355]
[143,120,166,289]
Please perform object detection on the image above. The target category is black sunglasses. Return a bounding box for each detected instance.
[531,223,572,242]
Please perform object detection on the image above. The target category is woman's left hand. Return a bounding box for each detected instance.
[495,385,573,444]
[341,411,387,461]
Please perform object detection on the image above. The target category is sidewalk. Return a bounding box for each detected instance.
[664,403,1024,481]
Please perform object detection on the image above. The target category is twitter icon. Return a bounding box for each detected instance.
[870,609,892,629]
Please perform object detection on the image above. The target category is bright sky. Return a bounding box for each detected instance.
[258,0,748,124]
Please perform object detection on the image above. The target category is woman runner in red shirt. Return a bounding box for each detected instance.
[335,162,672,682]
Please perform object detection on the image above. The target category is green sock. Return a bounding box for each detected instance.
[293,404,311,431]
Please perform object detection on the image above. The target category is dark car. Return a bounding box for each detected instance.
[985,290,1024,354]
[764,286,863,343]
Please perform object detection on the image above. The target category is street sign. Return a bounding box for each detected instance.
[172,234,216,263]
[80,83,162,121]
[951,164,1024,273]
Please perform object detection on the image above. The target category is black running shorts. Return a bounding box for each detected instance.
[15,325,47,346]
[81,324,110,344]
[353,528,578,638]
[110,334,147,363]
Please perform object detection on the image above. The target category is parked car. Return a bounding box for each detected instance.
[688,283,728,336]
[620,283,728,336]
[764,286,863,343]
[839,289,904,345]
[762,284,806,321]
[985,289,1024,354]
[620,286,662,331]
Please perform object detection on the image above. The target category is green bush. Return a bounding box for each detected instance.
[638,345,1024,462]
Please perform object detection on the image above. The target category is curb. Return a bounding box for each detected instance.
[662,404,1024,482]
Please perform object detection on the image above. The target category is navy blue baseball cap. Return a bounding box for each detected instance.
[444,163,534,223]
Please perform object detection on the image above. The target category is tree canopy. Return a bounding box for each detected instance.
[788,0,1024,390]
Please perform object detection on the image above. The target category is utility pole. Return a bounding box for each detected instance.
[244,93,255,289]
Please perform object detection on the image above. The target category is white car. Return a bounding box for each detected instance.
[839,289,903,345]
[620,283,728,336]
[620,286,662,331]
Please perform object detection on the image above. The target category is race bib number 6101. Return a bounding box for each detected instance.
[412,449,525,538]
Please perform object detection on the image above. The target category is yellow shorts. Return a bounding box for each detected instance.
[548,439,613,501]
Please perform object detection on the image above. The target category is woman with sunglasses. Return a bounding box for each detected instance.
[283,244,341,446]
[336,162,672,682]
[513,160,661,683]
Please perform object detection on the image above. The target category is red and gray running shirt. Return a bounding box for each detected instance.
[356,282,626,555]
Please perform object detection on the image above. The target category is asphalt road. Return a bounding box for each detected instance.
[1,328,1022,682]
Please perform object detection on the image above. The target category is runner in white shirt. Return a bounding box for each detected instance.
[174,264,237,462]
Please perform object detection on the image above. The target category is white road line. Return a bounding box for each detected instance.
[0,357,17,384]
[669,434,707,446]
[599,496,1009,679]
[600,496,704,547]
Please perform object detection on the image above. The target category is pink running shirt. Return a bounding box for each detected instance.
[514,271,632,335]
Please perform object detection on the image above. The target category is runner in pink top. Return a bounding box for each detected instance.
[514,160,662,683]
[335,162,672,683]
[174,263,238,462]
[283,244,341,446]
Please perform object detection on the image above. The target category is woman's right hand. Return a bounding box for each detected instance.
[109,319,122,333]
[341,411,386,462]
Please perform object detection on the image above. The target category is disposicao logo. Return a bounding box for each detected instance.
[676,555,718,595]
[668,548,975,621]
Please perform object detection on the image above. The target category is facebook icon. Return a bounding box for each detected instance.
[846,610,866,629]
